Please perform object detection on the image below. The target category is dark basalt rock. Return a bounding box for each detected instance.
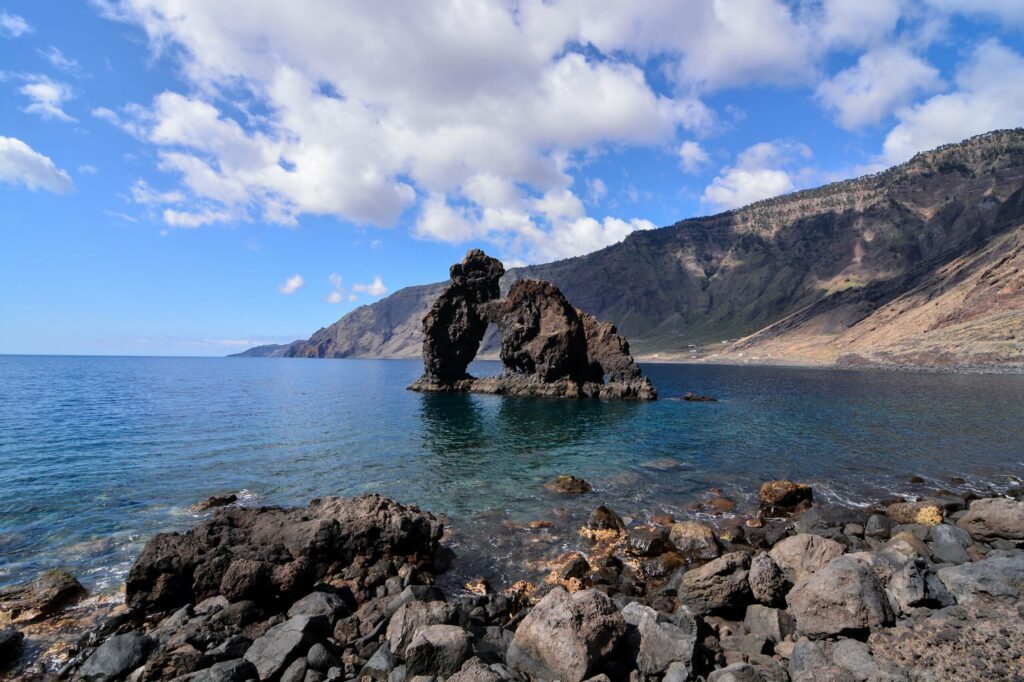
[0,568,87,624]
[410,250,655,400]
[126,494,443,615]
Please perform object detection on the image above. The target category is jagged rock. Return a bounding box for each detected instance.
[363,643,397,680]
[886,501,943,526]
[78,632,153,682]
[581,506,626,540]
[758,480,813,513]
[956,497,1024,540]
[404,625,471,677]
[447,657,504,682]
[886,558,954,615]
[630,607,698,675]
[680,551,751,614]
[864,515,895,539]
[288,590,352,623]
[748,553,787,605]
[506,588,628,682]
[243,615,329,680]
[668,521,720,561]
[786,556,893,637]
[411,249,505,391]
[177,658,258,682]
[191,494,238,512]
[0,569,87,624]
[544,475,593,494]
[789,639,880,682]
[410,251,655,400]
[928,524,972,564]
[768,534,845,583]
[625,526,668,557]
[126,494,442,614]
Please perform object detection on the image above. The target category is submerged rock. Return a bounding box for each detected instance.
[0,568,87,624]
[757,480,812,514]
[544,475,593,495]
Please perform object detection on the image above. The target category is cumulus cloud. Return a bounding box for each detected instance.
[882,40,1024,163]
[131,178,184,204]
[678,141,710,174]
[326,273,345,303]
[278,273,304,295]
[351,275,388,297]
[162,207,236,228]
[702,141,812,211]
[0,11,31,37]
[0,136,74,193]
[18,75,75,122]
[39,46,81,73]
[817,46,943,129]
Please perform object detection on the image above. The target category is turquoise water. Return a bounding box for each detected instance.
[1,355,1022,592]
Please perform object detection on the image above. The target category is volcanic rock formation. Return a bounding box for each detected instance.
[409,250,656,399]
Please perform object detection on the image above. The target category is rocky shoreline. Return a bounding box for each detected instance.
[2,482,1023,682]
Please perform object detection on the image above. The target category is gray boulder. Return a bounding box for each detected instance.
[928,524,972,564]
[786,556,892,637]
[404,625,471,677]
[78,632,153,682]
[680,551,751,614]
[743,605,794,643]
[937,552,1024,605]
[506,588,627,682]
[769,534,844,583]
[886,558,954,615]
[789,638,879,682]
[387,601,458,654]
[668,522,720,561]
[748,552,787,605]
[288,591,350,623]
[178,658,258,682]
[243,615,328,680]
[447,657,504,682]
[957,497,1024,541]
[363,644,397,680]
[281,656,308,682]
[306,643,340,672]
[632,610,697,675]
[707,662,763,681]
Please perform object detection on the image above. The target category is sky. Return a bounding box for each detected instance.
[2,1,1023,356]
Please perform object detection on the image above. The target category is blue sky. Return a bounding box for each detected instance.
[2,1,1023,356]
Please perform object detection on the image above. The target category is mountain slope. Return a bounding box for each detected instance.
[241,130,1024,369]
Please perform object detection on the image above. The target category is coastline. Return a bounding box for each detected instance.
[3,476,1022,681]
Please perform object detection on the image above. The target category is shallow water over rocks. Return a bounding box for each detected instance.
[1,356,1022,595]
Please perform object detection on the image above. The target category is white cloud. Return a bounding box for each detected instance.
[0,136,74,193]
[162,207,236,228]
[39,46,80,73]
[816,46,943,129]
[0,11,31,37]
[818,0,903,48]
[352,275,388,297]
[702,141,812,211]
[278,273,304,295]
[925,0,1024,25]
[586,177,607,204]
[882,39,1024,163]
[326,272,345,303]
[19,76,75,122]
[78,164,99,175]
[131,178,184,204]
[678,141,710,174]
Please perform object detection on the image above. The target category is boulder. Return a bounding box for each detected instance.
[789,639,879,682]
[937,553,1024,605]
[506,588,628,682]
[177,658,258,682]
[928,524,972,565]
[885,502,943,526]
[668,522,720,561]
[748,552,787,605]
[126,494,442,614]
[288,590,352,623]
[544,475,593,494]
[363,643,397,680]
[447,657,504,682]
[632,611,698,675]
[792,506,866,536]
[307,643,340,673]
[581,506,626,539]
[625,526,668,557]
[768,534,845,583]
[786,556,892,637]
[387,601,459,654]
[679,551,751,614]
[956,497,1024,541]
[404,625,471,678]
[191,494,238,512]
[886,558,955,615]
[743,605,795,643]
[0,569,87,624]
[863,515,894,539]
[243,615,328,680]
[758,480,812,512]
[78,632,153,682]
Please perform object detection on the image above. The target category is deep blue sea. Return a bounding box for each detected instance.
[1,355,1022,593]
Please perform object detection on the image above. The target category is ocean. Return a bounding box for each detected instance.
[1,355,1022,593]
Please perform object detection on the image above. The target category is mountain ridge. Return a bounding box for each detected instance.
[232,129,1024,369]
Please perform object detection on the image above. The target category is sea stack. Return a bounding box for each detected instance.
[409,249,657,400]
